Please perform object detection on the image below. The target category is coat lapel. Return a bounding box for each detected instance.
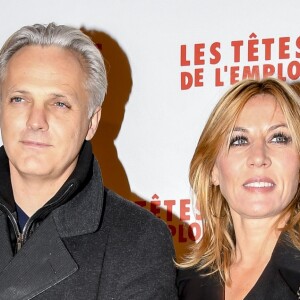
[52,160,104,238]
[246,232,300,299]
[0,159,105,300]
[0,212,14,273]
[274,234,300,296]
[0,216,77,300]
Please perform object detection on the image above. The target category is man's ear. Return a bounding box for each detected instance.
[85,106,101,141]
[211,164,220,186]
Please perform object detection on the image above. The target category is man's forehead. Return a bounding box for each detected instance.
[2,45,89,106]
[7,45,84,70]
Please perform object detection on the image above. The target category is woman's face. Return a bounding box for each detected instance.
[212,94,300,221]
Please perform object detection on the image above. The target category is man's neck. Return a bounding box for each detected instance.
[10,169,72,217]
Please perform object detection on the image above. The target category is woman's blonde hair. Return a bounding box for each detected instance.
[290,81,300,97]
[180,77,300,283]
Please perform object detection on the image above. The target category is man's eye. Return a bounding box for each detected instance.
[230,135,248,147]
[55,102,70,109]
[10,97,24,103]
[270,133,292,144]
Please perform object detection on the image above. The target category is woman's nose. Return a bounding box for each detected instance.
[246,141,271,168]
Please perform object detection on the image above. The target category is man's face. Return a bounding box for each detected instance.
[0,45,100,181]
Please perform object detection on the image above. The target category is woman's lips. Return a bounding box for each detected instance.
[243,177,275,192]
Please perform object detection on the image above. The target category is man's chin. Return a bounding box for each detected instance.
[12,159,55,179]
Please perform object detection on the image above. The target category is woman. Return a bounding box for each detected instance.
[177,78,300,299]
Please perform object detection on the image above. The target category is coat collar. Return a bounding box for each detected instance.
[53,159,105,238]
[0,141,103,239]
[238,232,300,299]
[0,140,94,214]
[0,146,15,211]
[272,232,300,295]
[179,232,300,300]
[0,142,106,299]
[0,215,78,299]
[0,163,105,299]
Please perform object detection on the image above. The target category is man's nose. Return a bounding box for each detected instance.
[26,106,49,131]
[246,141,271,168]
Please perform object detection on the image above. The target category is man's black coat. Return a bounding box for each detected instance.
[0,142,178,299]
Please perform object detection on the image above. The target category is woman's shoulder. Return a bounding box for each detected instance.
[272,232,300,296]
[177,267,223,300]
[177,266,200,284]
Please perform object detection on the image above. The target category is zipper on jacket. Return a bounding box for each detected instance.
[0,202,22,253]
[0,182,75,252]
[16,233,24,252]
[20,183,75,246]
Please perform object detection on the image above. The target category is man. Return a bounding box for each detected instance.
[0,23,177,299]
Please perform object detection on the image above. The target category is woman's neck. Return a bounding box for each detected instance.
[233,218,280,265]
[225,213,285,300]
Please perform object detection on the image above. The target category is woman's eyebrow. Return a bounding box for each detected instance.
[233,127,247,132]
[268,123,288,132]
[233,123,288,133]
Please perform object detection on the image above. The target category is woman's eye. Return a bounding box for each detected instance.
[230,135,248,147]
[270,133,292,144]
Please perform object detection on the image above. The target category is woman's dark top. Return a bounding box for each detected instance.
[177,233,300,299]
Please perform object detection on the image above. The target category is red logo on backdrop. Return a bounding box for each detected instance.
[180,33,300,90]
[135,194,202,243]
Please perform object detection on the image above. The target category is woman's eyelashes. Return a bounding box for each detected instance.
[269,132,292,144]
[230,135,248,147]
[229,132,292,147]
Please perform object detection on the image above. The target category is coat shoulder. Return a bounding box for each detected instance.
[99,188,178,299]
[104,188,170,234]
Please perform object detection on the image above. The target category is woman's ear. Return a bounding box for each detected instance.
[211,164,220,186]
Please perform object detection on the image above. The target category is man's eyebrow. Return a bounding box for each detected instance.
[9,89,30,95]
[10,90,69,99]
[50,93,68,98]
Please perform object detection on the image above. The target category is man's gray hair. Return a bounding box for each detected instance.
[0,22,107,116]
